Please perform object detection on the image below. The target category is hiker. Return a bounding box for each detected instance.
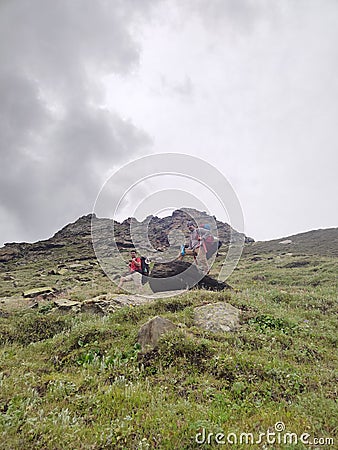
[201,223,223,259]
[118,250,143,292]
[179,221,210,273]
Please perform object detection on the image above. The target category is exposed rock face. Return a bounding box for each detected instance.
[148,260,231,293]
[0,209,253,266]
[0,246,22,262]
[137,316,177,350]
[114,208,251,253]
[194,302,241,333]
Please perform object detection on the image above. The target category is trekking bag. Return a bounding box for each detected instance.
[140,256,150,284]
[198,228,215,256]
[206,240,222,259]
[199,225,223,259]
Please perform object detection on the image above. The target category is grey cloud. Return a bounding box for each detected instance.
[0,0,157,245]
[182,0,278,33]
[160,75,194,99]
[172,76,194,98]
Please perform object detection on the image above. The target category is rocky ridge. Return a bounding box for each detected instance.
[0,208,253,266]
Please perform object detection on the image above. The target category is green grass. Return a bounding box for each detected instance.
[0,254,337,449]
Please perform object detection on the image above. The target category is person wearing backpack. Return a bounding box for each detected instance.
[201,223,223,259]
[179,221,210,273]
[117,250,143,292]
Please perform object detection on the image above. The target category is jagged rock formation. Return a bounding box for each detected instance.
[0,209,253,267]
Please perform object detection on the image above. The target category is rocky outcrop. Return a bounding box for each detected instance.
[194,302,241,333]
[148,260,232,293]
[53,299,81,312]
[113,208,251,252]
[52,293,158,314]
[0,209,254,266]
[0,243,25,263]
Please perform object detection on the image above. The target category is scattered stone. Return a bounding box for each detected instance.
[23,287,55,298]
[48,268,68,275]
[194,302,241,333]
[74,275,91,282]
[53,299,80,312]
[283,260,310,268]
[3,274,14,281]
[251,256,263,262]
[110,294,151,307]
[51,293,159,315]
[68,263,84,269]
[137,316,177,350]
[252,275,266,281]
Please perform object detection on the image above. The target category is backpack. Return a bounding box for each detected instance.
[206,240,222,259]
[140,256,150,276]
[197,227,214,250]
[140,256,150,284]
[198,227,222,259]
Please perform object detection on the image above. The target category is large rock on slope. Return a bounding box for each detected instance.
[194,302,241,333]
[137,316,177,350]
[148,260,231,293]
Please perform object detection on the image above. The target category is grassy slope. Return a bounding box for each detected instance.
[243,228,338,257]
[0,252,337,449]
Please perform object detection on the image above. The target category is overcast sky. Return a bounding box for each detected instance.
[1,0,337,246]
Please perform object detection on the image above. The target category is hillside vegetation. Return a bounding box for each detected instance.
[1,247,337,449]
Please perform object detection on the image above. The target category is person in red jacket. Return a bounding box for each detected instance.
[118,250,143,292]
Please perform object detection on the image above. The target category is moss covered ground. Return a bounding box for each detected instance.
[0,252,337,449]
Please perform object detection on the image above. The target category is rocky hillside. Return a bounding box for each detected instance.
[1,210,337,270]
[0,209,338,270]
[0,209,252,267]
